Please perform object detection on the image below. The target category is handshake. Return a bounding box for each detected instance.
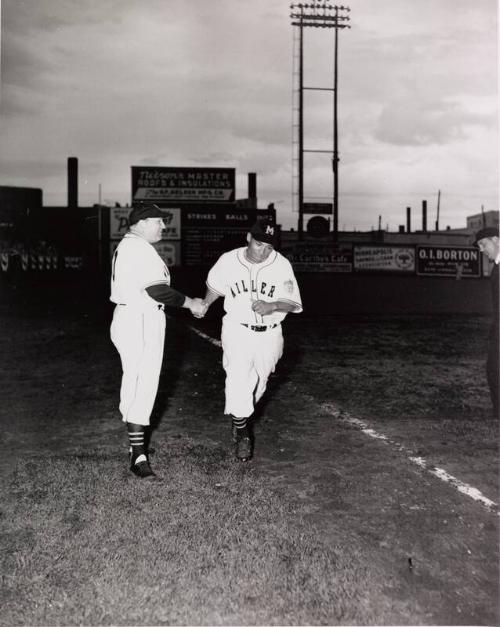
[186,297,209,319]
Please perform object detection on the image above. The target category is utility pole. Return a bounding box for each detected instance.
[298,16,304,238]
[290,2,351,241]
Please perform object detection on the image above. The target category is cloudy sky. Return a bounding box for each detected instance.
[0,0,497,231]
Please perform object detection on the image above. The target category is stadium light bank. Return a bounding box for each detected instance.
[290,2,351,241]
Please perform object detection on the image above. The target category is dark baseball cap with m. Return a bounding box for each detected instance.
[250,219,278,247]
[473,226,499,245]
[129,203,166,226]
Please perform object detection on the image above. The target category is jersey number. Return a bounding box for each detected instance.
[111,250,118,281]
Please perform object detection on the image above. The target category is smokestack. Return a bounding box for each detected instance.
[435,189,441,231]
[248,172,257,207]
[68,157,78,209]
[422,200,427,232]
[406,207,411,233]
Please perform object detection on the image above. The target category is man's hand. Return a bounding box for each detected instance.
[190,298,208,318]
[251,300,276,316]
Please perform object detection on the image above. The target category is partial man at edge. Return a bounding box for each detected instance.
[110,203,205,478]
[474,226,499,418]
[196,219,303,461]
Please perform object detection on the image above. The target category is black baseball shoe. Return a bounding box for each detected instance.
[235,429,252,462]
[130,455,155,478]
[129,446,156,458]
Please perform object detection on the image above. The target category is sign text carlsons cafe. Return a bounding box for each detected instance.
[416,245,481,277]
[131,166,235,203]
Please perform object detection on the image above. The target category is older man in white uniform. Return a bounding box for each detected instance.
[110,203,205,477]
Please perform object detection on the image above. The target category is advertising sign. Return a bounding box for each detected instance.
[110,208,131,240]
[154,241,182,267]
[282,243,353,272]
[416,246,481,277]
[158,208,181,240]
[354,246,415,273]
[131,166,235,203]
[110,207,181,241]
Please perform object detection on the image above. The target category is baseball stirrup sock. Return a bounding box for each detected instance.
[127,423,146,463]
[232,416,247,430]
[232,417,249,440]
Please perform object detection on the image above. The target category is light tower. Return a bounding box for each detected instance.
[290,2,350,240]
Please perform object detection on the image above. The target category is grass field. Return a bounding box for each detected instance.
[0,282,498,626]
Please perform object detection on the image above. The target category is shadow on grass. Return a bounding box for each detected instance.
[250,341,305,432]
[147,314,193,448]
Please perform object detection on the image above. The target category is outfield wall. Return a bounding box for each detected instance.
[0,262,492,316]
[0,204,493,315]
[295,272,492,315]
[169,268,493,316]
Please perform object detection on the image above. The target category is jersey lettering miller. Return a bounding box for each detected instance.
[207,247,302,327]
[230,279,276,299]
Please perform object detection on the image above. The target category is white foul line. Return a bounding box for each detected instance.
[186,324,498,515]
[322,402,499,514]
[189,325,222,348]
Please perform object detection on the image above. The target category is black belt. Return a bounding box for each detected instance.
[241,323,279,332]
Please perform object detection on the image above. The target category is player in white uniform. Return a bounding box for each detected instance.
[200,220,302,461]
[110,203,205,477]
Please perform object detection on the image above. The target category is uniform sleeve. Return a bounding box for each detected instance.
[142,244,184,306]
[275,259,303,313]
[145,284,186,308]
[206,254,227,296]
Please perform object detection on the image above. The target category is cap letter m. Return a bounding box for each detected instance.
[265,225,275,235]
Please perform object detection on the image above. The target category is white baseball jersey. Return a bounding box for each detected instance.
[110,233,170,310]
[206,247,303,326]
[207,246,302,419]
[110,232,169,426]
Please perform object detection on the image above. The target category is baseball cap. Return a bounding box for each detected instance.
[473,226,499,245]
[128,203,166,226]
[250,220,278,247]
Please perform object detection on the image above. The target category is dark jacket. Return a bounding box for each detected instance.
[491,263,499,339]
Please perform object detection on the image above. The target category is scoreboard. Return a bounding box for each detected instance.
[109,205,276,267]
[181,209,275,266]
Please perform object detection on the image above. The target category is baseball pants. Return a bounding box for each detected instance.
[487,328,499,416]
[110,305,166,426]
[221,319,283,418]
